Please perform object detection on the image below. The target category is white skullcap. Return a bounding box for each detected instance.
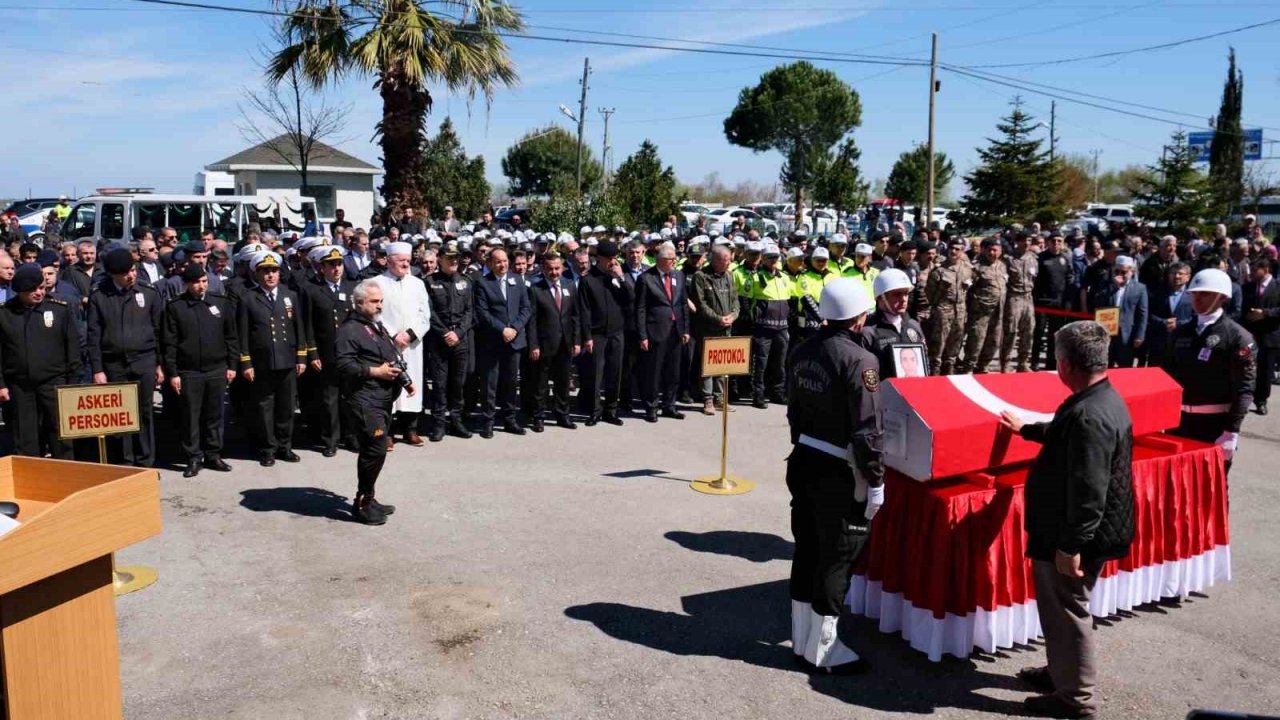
[1115,255,1136,268]
[873,268,912,297]
[385,241,413,257]
[819,277,874,321]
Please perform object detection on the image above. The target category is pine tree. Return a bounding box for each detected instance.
[1207,48,1245,219]
[1132,131,1212,231]
[609,140,678,228]
[419,118,489,220]
[956,98,1058,231]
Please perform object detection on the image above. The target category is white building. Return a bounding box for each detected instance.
[196,137,380,228]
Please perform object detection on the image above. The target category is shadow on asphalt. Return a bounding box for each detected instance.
[664,530,793,563]
[566,579,1029,715]
[239,487,352,521]
[601,468,689,483]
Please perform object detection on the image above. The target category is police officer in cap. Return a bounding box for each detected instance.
[785,277,884,673]
[86,247,163,466]
[161,263,237,477]
[424,241,475,442]
[335,279,412,525]
[0,264,81,458]
[298,245,355,456]
[1162,268,1256,471]
[863,268,928,377]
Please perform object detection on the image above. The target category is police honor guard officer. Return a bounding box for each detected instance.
[424,242,475,442]
[86,247,164,466]
[0,264,81,459]
[299,246,355,456]
[786,277,884,673]
[1162,268,1256,471]
[862,269,927,378]
[161,263,237,477]
[238,251,309,467]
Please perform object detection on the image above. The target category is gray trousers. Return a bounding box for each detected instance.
[1033,559,1099,714]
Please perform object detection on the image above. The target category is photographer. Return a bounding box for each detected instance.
[335,279,415,526]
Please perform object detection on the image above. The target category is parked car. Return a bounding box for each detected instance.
[3,198,63,238]
[779,206,839,235]
[703,206,779,235]
[495,207,533,229]
[679,203,712,226]
[1086,203,1138,224]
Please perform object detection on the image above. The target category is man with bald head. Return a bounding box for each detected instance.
[473,248,532,438]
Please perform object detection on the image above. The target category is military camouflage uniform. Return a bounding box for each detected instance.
[1000,249,1038,372]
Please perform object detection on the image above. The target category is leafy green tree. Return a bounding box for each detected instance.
[883,143,955,225]
[269,0,524,216]
[1132,131,1213,231]
[1207,48,1245,219]
[501,125,603,198]
[956,98,1060,230]
[609,140,678,228]
[723,61,862,228]
[813,138,870,223]
[529,193,625,234]
[419,117,489,221]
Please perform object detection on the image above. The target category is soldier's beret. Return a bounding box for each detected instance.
[103,247,134,275]
[980,237,1000,249]
[12,264,43,293]
[36,249,59,268]
[596,241,619,258]
[181,263,207,282]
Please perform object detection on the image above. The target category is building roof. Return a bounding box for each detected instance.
[207,137,379,174]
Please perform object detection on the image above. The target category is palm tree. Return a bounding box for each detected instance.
[269,0,523,215]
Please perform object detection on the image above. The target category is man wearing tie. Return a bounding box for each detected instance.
[473,248,532,438]
[344,230,374,282]
[1243,258,1279,415]
[526,252,581,432]
[634,243,691,422]
[298,245,355,456]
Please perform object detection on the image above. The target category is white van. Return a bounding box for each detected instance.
[59,193,319,244]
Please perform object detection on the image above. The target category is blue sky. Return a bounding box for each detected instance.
[4,0,1279,205]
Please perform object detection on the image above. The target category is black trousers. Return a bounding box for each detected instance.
[1172,411,1234,473]
[1032,308,1066,371]
[1257,345,1274,405]
[353,401,390,497]
[620,331,642,410]
[104,356,157,467]
[786,446,870,617]
[3,381,71,459]
[251,368,296,457]
[750,326,789,400]
[301,368,341,451]
[584,331,625,418]
[428,338,470,423]
[532,344,574,419]
[177,369,227,461]
[640,326,682,412]
[479,344,521,424]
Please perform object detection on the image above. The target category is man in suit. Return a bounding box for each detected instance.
[577,241,632,426]
[1243,257,1280,415]
[526,252,581,432]
[1146,262,1194,369]
[1107,256,1147,368]
[298,246,355,456]
[633,243,690,422]
[473,248,532,437]
[343,230,374,281]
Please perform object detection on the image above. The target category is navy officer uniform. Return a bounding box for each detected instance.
[297,245,355,456]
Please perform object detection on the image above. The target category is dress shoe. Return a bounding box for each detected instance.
[276,449,301,463]
[1257,402,1269,416]
[505,422,527,436]
[557,416,577,430]
[370,498,396,516]
[585,416,600,427]
[386,436,395,452]
[530,418,545,433]
[428,427,445,442]
[661,408,685,420]
[1017,666,1056,694]
[403,430,425,447]
[480,424,495,439]
[752,397,768,409]
[353,501,387,526]
[259,456,276,467]
[183,464,201,478]
[204,457,232,472]
[321,447,338,458]
[603,414,624,426]
[645,410,659,423]
[677,393,694,405]
[449,419,472,439]
[1023,693,1094,719]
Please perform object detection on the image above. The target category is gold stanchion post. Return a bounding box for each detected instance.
[97,433,159,595]
[691,370,755,495]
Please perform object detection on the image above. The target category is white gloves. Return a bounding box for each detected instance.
[865,485,885,520]
[1215,431,1239,461]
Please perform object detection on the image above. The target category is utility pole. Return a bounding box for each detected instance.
[1090,148,1102,203]
[599,107,615,186]
[1049,100,1057,163]
[926,32,939,227]
[575,58,591,198]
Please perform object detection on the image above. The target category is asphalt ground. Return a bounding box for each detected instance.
[116,395,1280,720]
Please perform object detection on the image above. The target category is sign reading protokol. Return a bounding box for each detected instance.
[57,383,141,439]
[701,336,752,377]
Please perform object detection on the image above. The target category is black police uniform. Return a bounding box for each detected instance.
[334,311,404,515]
[298,275,355,454]
[161,289,238,468]
[577,265,633,424]
[860,310,928,378]
[237,283,310,462]
[425,268,475,437]
[1163,312,1256,467]
[0,297,81,458]
[1033,247,1076,370]
[785,326,884,618]
[86,280,163,466]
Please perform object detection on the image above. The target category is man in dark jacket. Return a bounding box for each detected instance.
[633,244,690,422]
[577,241,633,426]
[690,245,739,415]
[526,252,581,432]
[297,246,355,455]
[1000,320,1134,720]
[1242,257,1279,415]
[472,248,532,438]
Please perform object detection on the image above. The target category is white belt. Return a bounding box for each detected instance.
[798,434,850,460]
[1181,403,1230,414]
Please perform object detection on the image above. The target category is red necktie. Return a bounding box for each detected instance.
[553,283,562,310]
[664,274,675,320]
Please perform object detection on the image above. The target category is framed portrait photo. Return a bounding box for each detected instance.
[891,343,929,378]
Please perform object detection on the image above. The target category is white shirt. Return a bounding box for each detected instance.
[1196,308,1223,335]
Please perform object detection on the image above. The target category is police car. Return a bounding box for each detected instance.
[3,198,63,239]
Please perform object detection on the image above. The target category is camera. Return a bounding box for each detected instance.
[390,352,414,391]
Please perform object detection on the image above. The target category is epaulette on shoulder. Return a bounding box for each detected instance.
[47,298,67,306]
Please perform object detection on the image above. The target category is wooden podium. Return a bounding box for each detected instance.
[0,456,162,719]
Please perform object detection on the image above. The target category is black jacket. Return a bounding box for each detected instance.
[578,266,634,337]
[1020,378,1134,564]
[633,266,689,341]
[0,297,82,388]
[1242,278,1280,349]
[334,313,403,408]
[425,270,475,339]
[236,285,309,372]
[297,276,355,369]
[161,292,238,375]
[86,280,163,372]
[527,276,582,354]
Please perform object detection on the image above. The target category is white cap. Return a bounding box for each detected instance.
[746,240,763,253]
[474,229,490,239]
[647,232,663,243]
[558,232,574,244]
[854,242,874,256]
[786,247,805,259]
[309,245,346,264]
[249,251,283,272]
[819,278,874,321]
[830,233,848,245]
[1115,255,1136,268]
[1188,268,1233,297]
[762,243,781,257]
[486,237,504,247]
[294,236,321,253]
[585,237,599,247]
[708,229,722,238]
[235,242,267,262]
[733,236,747,247]
[873,268,912,297]
[592,225,606,233]
[580,225,592,236]
[713,237,732,247]
[795,227,808,238]
[811,246,830,260]
[386,241,413,256]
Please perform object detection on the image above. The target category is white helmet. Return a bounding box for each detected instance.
[819,278,874,321]
[1188,268,1233,297]
[873,268,912,297]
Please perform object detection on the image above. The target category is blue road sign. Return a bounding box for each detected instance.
[1187,128,1263,162]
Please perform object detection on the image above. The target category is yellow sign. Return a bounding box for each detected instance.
[1094,307,1120,338]
[701,336,752,377]
[56,383,141,439]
